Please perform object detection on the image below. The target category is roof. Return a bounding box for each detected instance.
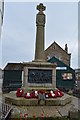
[4,63,24,70]
[48,56,74,71]
[45,41,71,55]
[75,69,80,73]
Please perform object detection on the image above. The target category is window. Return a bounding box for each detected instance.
[52,45,56,49]
[62,73,73,80]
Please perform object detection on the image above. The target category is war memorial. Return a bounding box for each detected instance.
[3,3,79,120]
[23,3,56,90]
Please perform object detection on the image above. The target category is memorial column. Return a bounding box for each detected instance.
[35,3,46,61]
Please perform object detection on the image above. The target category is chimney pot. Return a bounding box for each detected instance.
[65,44,68,53]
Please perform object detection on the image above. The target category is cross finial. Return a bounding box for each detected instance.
[37,3,46,12]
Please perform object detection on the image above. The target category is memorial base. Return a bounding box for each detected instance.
[23,61,56,90]
[5,91,72,106]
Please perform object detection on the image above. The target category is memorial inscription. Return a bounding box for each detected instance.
[28,69,52,84]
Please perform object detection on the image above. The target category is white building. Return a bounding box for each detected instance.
[0,0,4,38]
[78,1,80,68]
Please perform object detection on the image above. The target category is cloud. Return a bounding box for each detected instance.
[1,2,78,69]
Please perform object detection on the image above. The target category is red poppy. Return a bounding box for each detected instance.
[41,114,44,118]
[55,90,64,97]
[49,90,57,98]
[16,88,24,97]
[24,113,28,118]
[32,90,39,98]
[24,92,32,99]
[33,115,35,118]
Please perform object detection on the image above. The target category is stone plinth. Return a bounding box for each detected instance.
[46,94,72,106]
[23,61,56,90]
[5,91,72,106]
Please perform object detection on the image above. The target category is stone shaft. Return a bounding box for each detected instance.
[35,3,46,61]
[35,26,45,60]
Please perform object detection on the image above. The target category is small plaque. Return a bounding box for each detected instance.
[28,69,52,83]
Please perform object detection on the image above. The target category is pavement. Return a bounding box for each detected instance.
[78,98,80,111]
[0,93,79,119]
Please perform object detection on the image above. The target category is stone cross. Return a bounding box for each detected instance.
[34,3,46,61]
[37,3,46,12]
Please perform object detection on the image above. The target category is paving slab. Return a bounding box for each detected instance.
[56,104,72,117]
[11,106,61,119]
[78,98,80,111]
[56,96,79,117]
[69,105,79,119]
[42,106,61,117]
[71,96,78,109]
[27,106,43,117]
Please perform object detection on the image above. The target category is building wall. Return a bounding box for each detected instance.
[44,42,71,66]
[75,69,80,80]
[48,56,75,90]
[3,70,22,92]
[0,68,2,79]
[78,2,80,68]
[0,0,4,37]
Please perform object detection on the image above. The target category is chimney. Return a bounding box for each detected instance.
[65,44,68,53]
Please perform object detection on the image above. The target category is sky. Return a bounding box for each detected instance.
[1,2,78,69]
[78,1,80,68]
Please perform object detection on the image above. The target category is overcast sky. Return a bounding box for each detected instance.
[1,2,78,69]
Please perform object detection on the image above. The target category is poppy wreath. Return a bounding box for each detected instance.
[49,90,57,98]
[32,90,39,98]
[55,89,64,97]
[24,92,32,99]
[45,92,50,98]
[24,113,28,118]
[16,88,24,97]
[39,90,45,94]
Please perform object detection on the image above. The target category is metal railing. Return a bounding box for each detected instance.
[0,102,12,120]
